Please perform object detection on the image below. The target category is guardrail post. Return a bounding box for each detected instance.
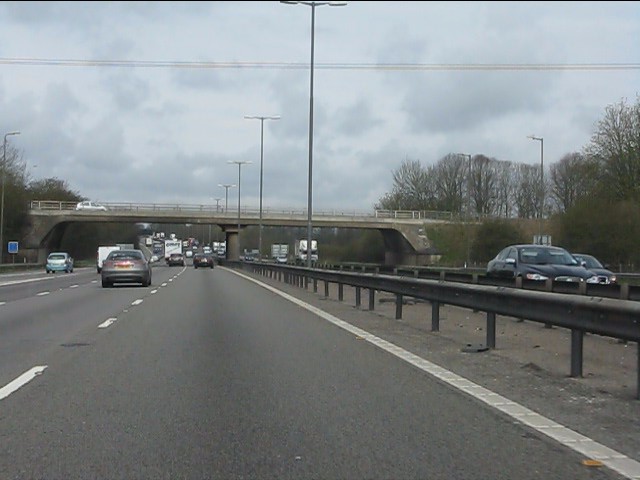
[355,287,361,308]
[431,301,440,331]
[313,278,318,293]
[486,312,496,349]
[338,283,344,302]
[368,289,375,310]
[570,329,584,377]
[620,283,630,300]
[395,294,403,319]
[637,344,639,400]
[324,280,329,298]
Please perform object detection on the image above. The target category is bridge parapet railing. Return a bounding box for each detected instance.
[28,200,455,221]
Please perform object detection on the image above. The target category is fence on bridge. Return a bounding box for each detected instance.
[28,200,457,221]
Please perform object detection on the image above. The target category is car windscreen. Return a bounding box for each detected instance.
[519,248,578,266]
[578,255,603,269]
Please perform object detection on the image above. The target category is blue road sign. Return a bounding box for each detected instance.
[8,241,18,254]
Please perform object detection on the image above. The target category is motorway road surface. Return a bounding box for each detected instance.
[0,264,632,479]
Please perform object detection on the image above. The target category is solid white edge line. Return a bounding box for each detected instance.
[0,366,48,401]
[227,268,640,480]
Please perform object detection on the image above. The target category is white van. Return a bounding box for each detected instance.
[97,245,121,273]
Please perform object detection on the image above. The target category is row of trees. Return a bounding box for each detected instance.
[377,95,640,268]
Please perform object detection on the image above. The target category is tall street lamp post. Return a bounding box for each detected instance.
[457,153,472,268]
[1,131,20,263]
[527,135,544,244]
[281,1,346,269]
[245,115,280,262]
[228,161,251,250]
[218,183,236,213]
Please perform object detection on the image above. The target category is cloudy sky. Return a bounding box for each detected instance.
[0,1,638,213]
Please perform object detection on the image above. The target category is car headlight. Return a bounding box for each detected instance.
[525,273,548,281]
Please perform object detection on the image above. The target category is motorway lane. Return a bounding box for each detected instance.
[0,264,186,388]
[0,266,623,479]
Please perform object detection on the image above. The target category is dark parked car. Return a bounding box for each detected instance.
[486,244,600,283]
[101,249,151,288]
[193,253,214,269]
[572,253,617,284]
[167,253,185,266]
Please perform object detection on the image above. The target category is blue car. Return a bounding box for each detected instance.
[46,252,74,273]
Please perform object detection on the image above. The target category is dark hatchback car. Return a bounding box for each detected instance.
[193,253,214,269]
[167,253,185,266]
[487,244,600,283]
[572,253,617,284]
[101,249,151,288]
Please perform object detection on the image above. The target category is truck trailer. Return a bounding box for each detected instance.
[164,239,183,261]
[294,239,318,265]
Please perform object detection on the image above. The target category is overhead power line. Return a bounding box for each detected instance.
[0,57,638,71]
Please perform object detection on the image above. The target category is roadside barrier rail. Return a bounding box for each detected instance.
[238,261,640,400]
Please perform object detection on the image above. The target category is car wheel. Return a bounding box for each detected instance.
[210,264,214,269]
[194,265,198,269]
[101,279,111,288]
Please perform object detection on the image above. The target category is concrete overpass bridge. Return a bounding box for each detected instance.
[25,200,460,265]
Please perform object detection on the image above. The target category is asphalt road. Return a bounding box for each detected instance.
[0,264,630,479]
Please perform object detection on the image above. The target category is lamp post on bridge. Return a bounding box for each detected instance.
[527,135,544,244]
[244,115,280,262]
[280,0,347,269]
[457,153,472,268]
[227,161,251,251]
[218,183,236,213]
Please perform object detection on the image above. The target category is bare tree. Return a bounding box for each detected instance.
[432,154,465,214]
[377,157,436,210]
[585,95,640,201]
[513,163,540,218]
[470,154,500,217]
[549,152,601,213]
[492,159,516,218]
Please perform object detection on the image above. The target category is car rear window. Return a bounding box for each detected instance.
[108,251,143,260]
[48,254,66,260]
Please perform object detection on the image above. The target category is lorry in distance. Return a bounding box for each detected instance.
[164,239,183,261]
[294,239,318,265]
[97,245,121,273]
[271,243,289,263]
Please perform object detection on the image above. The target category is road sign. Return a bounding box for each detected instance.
[7,241,18,254]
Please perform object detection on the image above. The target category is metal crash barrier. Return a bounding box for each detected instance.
[238,261,640,400]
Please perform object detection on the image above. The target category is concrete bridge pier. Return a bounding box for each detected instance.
[380,225,439,267]
[222,227,240,261]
